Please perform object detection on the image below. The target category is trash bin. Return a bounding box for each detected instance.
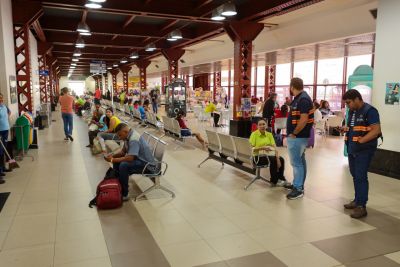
[15,115,30,151]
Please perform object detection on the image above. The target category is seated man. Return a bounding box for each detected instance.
[104,123,156,200]
[176,111,207,149]
[249,119,289,187]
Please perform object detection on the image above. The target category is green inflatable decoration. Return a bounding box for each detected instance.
[344,65,374,156]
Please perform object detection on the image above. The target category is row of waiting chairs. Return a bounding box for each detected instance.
[199,130,270,190]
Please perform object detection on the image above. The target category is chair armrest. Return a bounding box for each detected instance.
[142,160,168,176]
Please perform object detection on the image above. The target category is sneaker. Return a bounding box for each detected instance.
[122,195,130,202]
[284,183,294,190]
[68,135,74,142]
[350,206,367,219]
[344,200,357,209]
[286,188,304,200]
[276,180,287,187]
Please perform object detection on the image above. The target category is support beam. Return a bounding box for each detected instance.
[161,48,185,83]
[213,71,221,100]
[14,25,33,113]
[12,0,43,25]
[103,73,108,94]
[135,60,151,91]
[224,21,264,120]
[38,55,48,103]
[110,69,120,95]
[32,20,46,42]
[264,65,276,100]
[120,66,131,93]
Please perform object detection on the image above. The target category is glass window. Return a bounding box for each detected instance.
[276,63,291,85]
[293,61,314,84]
[346,54,372,82]
[221,70,229,86]
[317,58,344,84]
[275,86,290,106]
[316,85,342,110]
[257,66,265,86]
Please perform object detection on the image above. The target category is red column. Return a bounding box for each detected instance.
[103,73,108,95]
[110,69,120,95]
[213,72,221,100]
[225,22,264,120]
[264,65,276,100]
[14,25,33,113]
[185,75,189,87]
[120,66,131,93]
[161,49,185,83]
[228,60,232,102]
[135,60,151,92]
[38,55,48,103]
[253,60,258,97]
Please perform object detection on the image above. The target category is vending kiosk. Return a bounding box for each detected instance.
[165,78,187,117]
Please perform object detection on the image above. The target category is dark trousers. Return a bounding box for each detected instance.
[94,98,100,105]
[348,151,375,207]
[268,156,286,184]
[211,113,220,127]
[113,160,147,196]
[0,130,8,173]
[88,130,99,146]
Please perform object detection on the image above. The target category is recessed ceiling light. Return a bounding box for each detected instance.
[129,52,139,59]
[85,2,102,9]
[77,21,90,33]
[170,29,183,39]
[221,2,237,16]
[211,9,225,21]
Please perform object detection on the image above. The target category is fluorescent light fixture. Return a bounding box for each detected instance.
[145,43,156,52]
[73,49,82,56]
[113,63,118,67]
[107,67,112,70]
[170,29,182,39]
[77,21,90,33]
[71,63,77,66]
[80,32,92,36]
[85,2,102,8]
[72,58,79,62]
[167,35,177,41]
[211,9,225,21]
[129,52,139,59]
[89,0,106,2]
[70,66,76,69]
[221,2,237,16]
[120,58,128,63]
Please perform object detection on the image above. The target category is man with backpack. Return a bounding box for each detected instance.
[341,89,381,219]
[103,123,155,200]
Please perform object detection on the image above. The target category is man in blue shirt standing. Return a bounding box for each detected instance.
[285,78,314,200]
[104,123,155,200]
[341,89,381,219]
[0,93,10,184]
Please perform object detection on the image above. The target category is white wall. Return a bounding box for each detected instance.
[372,0,400,152]
[0,0,18,117]
[29,30,40,114]
[59,76,69,90]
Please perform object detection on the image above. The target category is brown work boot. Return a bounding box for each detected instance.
[350,206,368,219]
[343,200,357,209]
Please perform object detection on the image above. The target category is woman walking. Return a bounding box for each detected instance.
[59,87,74,141]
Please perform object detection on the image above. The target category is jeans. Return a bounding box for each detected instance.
[287,137,308,190]
[152,102,158,114]
[61,113,73,137]
[0,130,8,173]
[348,151,375,206]
[113,160,147,196]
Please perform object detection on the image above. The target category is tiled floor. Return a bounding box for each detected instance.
[0,108,400,267]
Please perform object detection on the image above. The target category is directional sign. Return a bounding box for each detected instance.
[39,70,49,76]
[90,61,106,74]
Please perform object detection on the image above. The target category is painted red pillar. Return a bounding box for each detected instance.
[120,66,131,93]
[185,75,189,87]
[103,73,108,95]
[161,48,185,83]
[47,56,56,105]
[264,65,276,100]
[38,55,48,103]
[224,22,264,120]
[110,69,120,95]
[213,72,221,100]
[135,60,151,92]
[38,42,53,104]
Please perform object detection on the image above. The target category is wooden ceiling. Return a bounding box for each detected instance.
[20,0,323,76]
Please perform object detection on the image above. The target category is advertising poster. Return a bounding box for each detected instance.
[385,82,399,105]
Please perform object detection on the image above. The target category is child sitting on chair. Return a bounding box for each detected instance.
[176,111,207,149]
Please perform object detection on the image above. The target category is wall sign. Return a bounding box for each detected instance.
[385,83,399,105]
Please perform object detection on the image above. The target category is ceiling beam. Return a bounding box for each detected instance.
[42,1,224,24]
[32,20,46,42]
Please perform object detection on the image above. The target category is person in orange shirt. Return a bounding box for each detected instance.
[58,87,75,141]
[94,87,102,105]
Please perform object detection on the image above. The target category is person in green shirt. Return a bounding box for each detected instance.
[249,119,288,187]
